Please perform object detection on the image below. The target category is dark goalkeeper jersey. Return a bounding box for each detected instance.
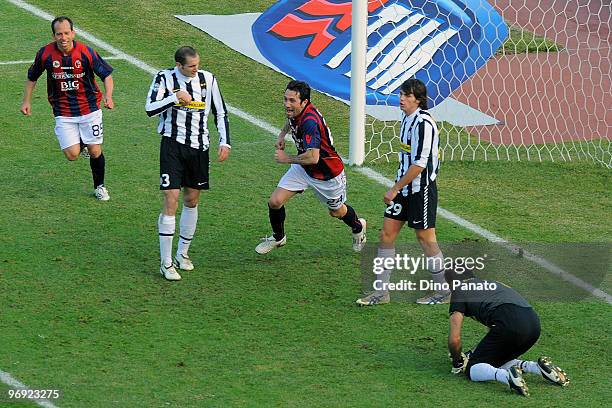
[449,278,532,327]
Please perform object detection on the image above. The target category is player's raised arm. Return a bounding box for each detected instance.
[145,73,179,117]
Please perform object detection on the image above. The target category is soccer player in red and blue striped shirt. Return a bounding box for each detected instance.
[21,16,114,201]
[255,80,366,255]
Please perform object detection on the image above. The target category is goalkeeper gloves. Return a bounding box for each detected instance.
[450,352,469,375]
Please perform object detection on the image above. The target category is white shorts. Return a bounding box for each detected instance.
[54,110,103,150]
[278,164,347,210]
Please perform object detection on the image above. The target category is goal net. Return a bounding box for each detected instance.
[356,0,610,167]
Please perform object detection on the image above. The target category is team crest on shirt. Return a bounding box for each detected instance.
[75,59,81,69]
[53,60,60,68]
[252,0,507,108]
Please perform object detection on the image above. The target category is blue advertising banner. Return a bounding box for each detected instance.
[253,0,507,107]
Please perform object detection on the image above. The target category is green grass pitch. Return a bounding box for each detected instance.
[0,1,610,407]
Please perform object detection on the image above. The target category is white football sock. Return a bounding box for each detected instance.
[158,214,175,266]
[501,359,541,375]
[375,247,395,293]
[470,363,509,385]
[426,251,448,291]
[176,205,198,257]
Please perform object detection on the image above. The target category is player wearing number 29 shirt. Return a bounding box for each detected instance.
[254,80,366,256]
[145,46,231,282]
[20,16,114,201]
[356,78,445,307]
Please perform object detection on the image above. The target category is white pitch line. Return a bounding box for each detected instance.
[0,59,34,65]
[0,370,59,408]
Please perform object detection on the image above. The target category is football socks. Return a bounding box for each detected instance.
[376,247,395,288]
[158,214,176,266]
[177,205,198,257]
[341,205,363,233]
[427,251,447,286]
[501,359,541,375]
[269,205,285,241]
[89,152,105,189]
[470,363,509,385]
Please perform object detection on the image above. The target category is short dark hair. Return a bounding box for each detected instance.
[444,267,476,287]
[400,78,428,109]
[286,80,311,102]
[51,16,73,34]
[175,46,198,65]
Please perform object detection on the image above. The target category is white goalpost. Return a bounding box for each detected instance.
[348,0,368,166]
[349,0,611,167]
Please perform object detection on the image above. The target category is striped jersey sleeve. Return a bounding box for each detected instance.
[396,109,440,194]
[413,118,435,168]
[209,75,230,146]
[27,47,46,82]
[145,70,178,117]
[89,47,113,80]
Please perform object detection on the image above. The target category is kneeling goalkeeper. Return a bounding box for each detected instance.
[446,268,570,396]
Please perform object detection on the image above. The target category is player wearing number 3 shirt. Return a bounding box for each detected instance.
[145,46,230,282]
[255,80,366,255]
[20,16,114,201]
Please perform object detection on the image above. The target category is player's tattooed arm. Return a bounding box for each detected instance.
[276,120,290,150]
[275,148,319,165]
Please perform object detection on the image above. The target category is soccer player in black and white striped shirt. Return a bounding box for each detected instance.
[357,78,447,306]
[145,46,231,281]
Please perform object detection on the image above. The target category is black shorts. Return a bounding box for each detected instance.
[159,137,209,190]
[466,304,541,378]
[383,182,437,229]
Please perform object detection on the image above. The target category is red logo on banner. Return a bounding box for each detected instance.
[268,0,390,57]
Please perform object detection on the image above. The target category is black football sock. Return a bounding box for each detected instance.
[90,153,106,188]
[269,205,285,241]
[341,205,362,233]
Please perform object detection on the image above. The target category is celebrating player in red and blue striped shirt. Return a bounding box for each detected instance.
[255,80,366,255]
[21,16,114,201]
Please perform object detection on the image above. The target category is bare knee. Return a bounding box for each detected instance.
[379,229,395,244]
[268,195,285,209]
[183,196,199,208]
[415,229,440,255]
[87,144,102,158]
[63,149,79,161]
